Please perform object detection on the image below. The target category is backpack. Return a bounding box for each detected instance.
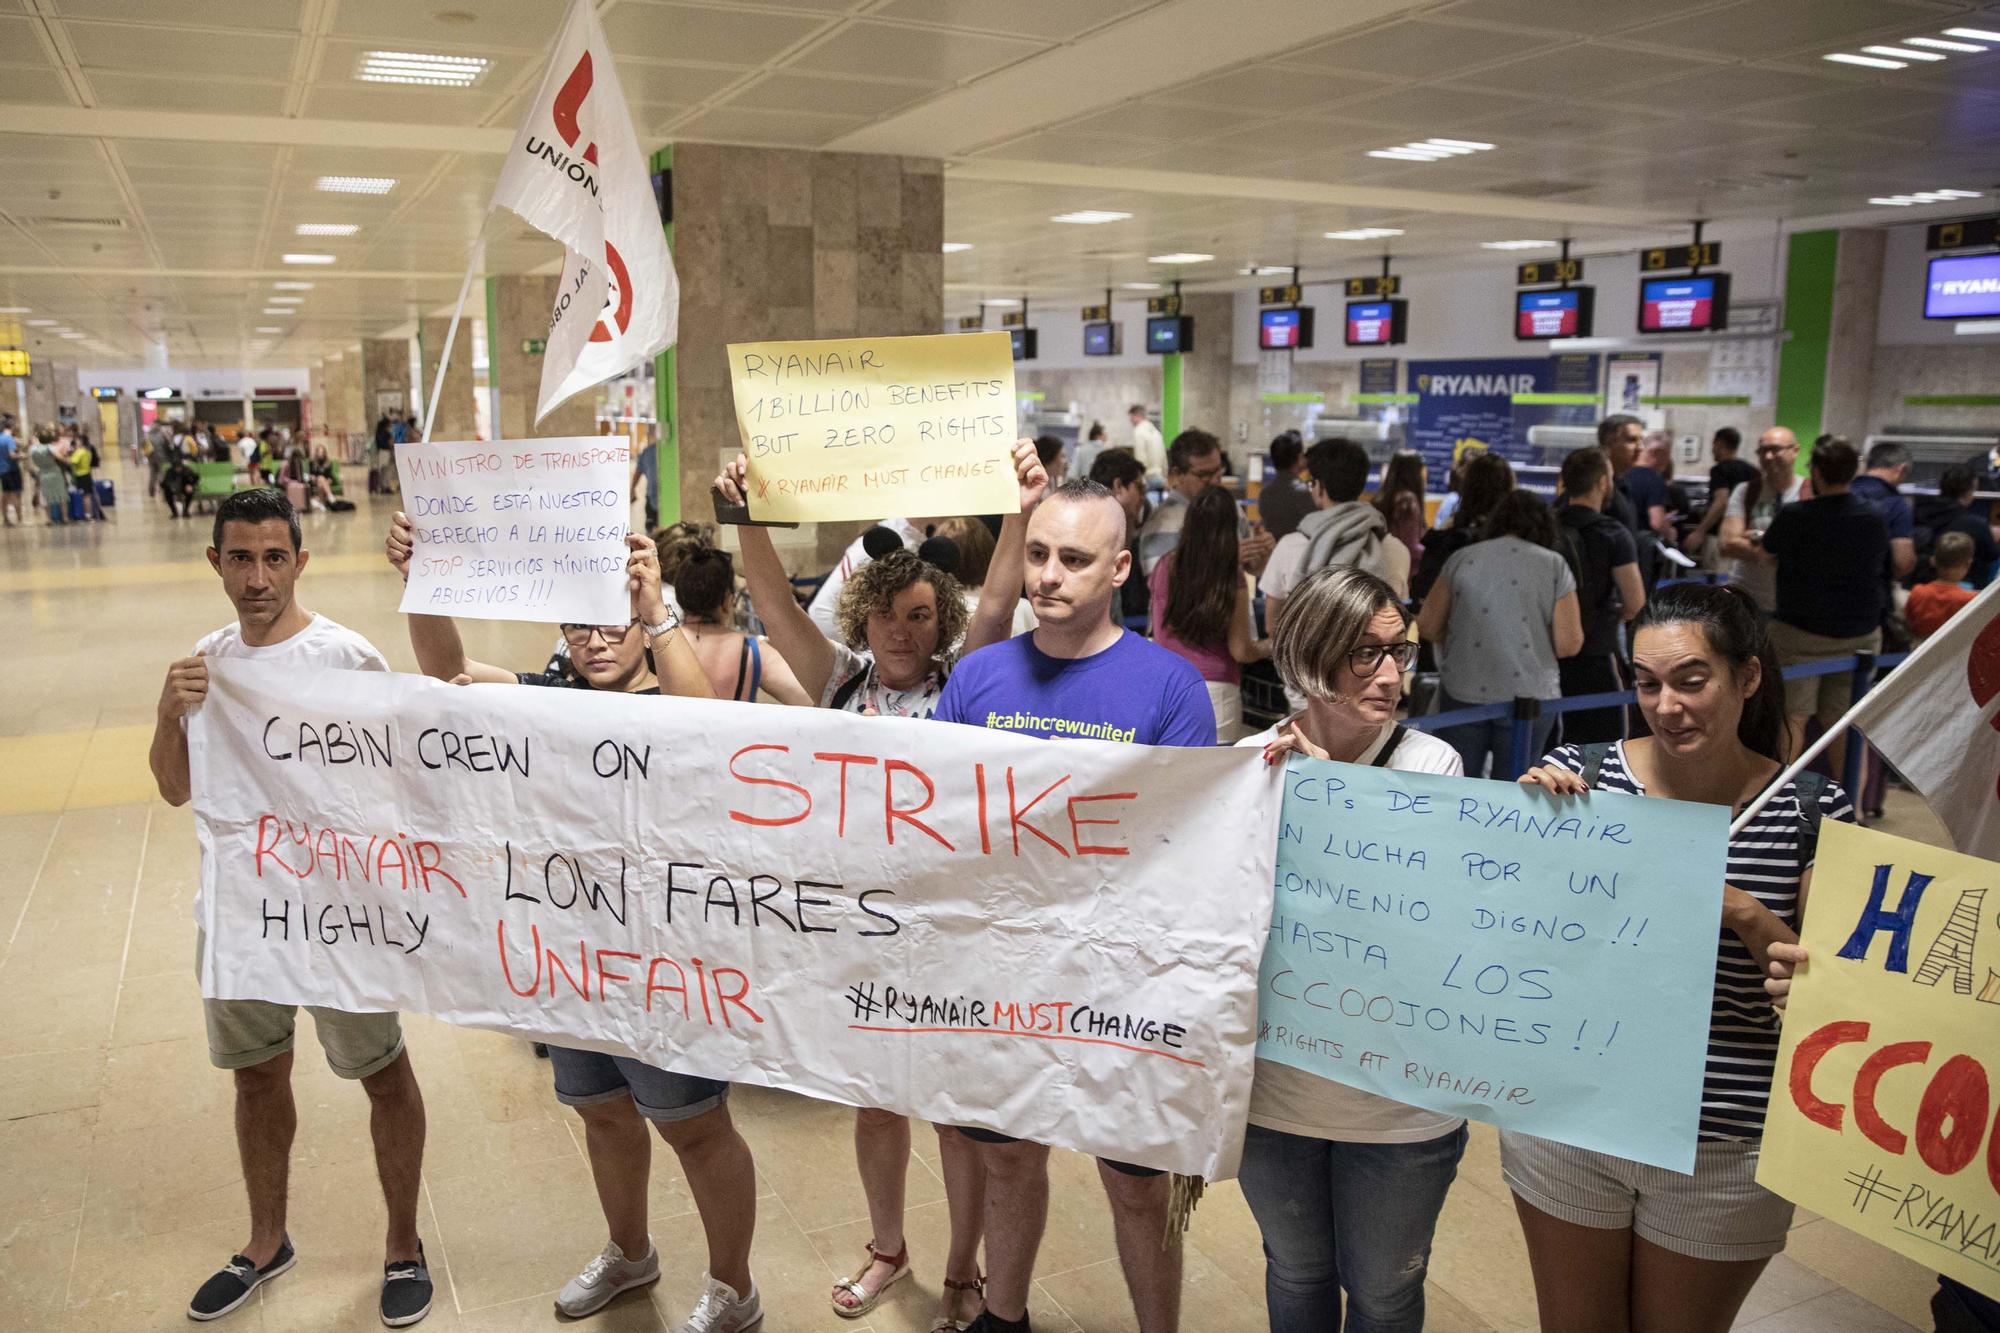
[1577,742,1831,863]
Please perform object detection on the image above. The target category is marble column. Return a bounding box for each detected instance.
[321,349,366,445]
[489,275,596,440]
[20,356,75,432]
[417,317,479,442]
[361,338,413,426]
[1176,292,1235,442]
[1823,228,1884,440]
[670,144,944,567]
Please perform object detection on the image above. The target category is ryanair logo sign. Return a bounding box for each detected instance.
[1417,372,1538,396]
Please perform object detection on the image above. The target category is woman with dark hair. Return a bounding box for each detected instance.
[1416,490,1583,775]
[716,444,1046,1331]
[1512,582,1850,1333]
[671,542,813,705]
[1412,451,1514,599]
[1372,449,1427,565]
[1149,486,1269,741]
[1234,565,1468,1332]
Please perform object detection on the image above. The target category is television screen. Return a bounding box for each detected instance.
[1924,253,2000,320]
[1146,315,1192,354]
[1083,321,1121,356]
[1259,306,1315,350]
[1009,327,1038,361]
[1515,286,1594,340]
[1345,300,1406,347]
[1639,273,1731,332]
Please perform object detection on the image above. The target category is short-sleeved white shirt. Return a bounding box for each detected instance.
[1236,718,1467,1142]
[1723,476,1805,612]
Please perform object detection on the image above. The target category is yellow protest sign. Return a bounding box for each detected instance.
[1760,821,2000,1300]
[726,332,1019,523]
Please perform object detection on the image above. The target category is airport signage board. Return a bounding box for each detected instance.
[1258,284,1303,306]
[1641,242,1721,272]
[1516,258,1583,285]
[1344,274,1400,298]
[0,349,29,376]
[1926,217,1999,251]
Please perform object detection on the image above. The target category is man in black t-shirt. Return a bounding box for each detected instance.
[1556,447,1644,742]
[1597,414,1660,585]
[1682,427,1756,562]
[1760,438,1891,767]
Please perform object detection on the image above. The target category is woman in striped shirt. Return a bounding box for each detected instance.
[1510,582,1852,1332]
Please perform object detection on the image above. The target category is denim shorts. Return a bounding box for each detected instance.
[546,1044,728,1122]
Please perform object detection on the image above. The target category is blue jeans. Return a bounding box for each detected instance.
[1435,691,1557,779]
[1237,1123,1467,1333]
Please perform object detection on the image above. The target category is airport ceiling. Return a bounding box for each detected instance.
[1,0,1997,368]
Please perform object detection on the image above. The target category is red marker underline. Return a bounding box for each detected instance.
[846,1024,1208,1068]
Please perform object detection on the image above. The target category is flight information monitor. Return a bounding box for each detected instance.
[1083,320,1121,355]
[1515,287,1594,340]
[1639,273,1731,332]
[1146,315,1193,353]
[1009,327,1038,361]
[1924,253,2000,320]
[1259,306,1315,350]
[1345,299,1406,347]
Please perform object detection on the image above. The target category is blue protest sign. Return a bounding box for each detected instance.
[1255,758,1727,1172]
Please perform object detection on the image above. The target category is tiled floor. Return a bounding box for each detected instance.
[0,458,1947,1330]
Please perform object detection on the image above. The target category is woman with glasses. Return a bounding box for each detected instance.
[1234,564,1468,1333]
[384,515,768,1333]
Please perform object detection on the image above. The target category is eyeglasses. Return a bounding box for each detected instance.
[560,621,638,646]
[1755,445,1794,458]
[1348,641,1418,674]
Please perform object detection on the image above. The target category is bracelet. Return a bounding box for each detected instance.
[642,606,681,640]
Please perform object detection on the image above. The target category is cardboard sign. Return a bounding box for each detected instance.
[395,437,630,625]
[726,332,1019,523]
[1257,758,1726,1172]
[189,661,1282,1179]
[1760,823,2000,1299]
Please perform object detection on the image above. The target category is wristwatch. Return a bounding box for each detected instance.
[641,606,681,641]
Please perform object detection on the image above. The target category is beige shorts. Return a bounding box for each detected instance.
[1767,621,1881,724]
[195,930,404,1078]
[1500,1131,1793,1263]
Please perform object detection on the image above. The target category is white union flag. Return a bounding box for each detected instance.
[490,0,678,423]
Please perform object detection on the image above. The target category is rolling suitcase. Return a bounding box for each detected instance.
[95,478,115,508]
[67,488,85,520]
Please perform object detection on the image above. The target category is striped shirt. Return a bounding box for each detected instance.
[1544,742,1853,1142]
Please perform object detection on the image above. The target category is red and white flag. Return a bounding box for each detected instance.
[1850,582,2000,859]
[490,0,677,424]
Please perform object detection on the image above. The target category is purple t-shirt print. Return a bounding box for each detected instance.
[934,630,1217,748]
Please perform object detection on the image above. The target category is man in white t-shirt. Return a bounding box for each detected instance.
[1718,426,1807,613]
[150,488,434,1328]
[805,516,925,636]
[1128,404,1167,482]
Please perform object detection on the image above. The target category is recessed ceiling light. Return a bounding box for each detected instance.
[0,306,28,314]
[1051,210,1133,225]
[1122,282,1162,290]
[1944,27,2000,42]
[268,296,304,305]
[1427,138,1495,150]
[263,307,292,314]
[282,254,336,265]
[295,223,359,236]
[1325,228,1404,241]
[1904,36,1987,52]
[316,175,396,195]
[1370,138,1493,161]
[27,318,57,327]
[272,281,315,291]
[1870,188,1983,205]
[1241,265,1294,276]
[981,298,1020,307]
[59,331,85,339]
[941,242,972,253]
[1482,239,1557,250]
[1148,253,1212,264]
[355,50,490,87]
[256,326,284,334]
[1863,44,1945,61]
[1825,52,1906,68]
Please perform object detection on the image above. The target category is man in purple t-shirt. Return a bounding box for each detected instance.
[940,476,1215,1333]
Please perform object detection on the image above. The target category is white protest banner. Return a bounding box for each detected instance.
[189,662,1282,1179]
[395,437,630,625]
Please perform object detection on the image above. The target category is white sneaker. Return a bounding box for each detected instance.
[674,1273,763,1333]
[555,1239,661,1318]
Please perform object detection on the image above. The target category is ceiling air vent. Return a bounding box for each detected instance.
[26,215,129,231]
